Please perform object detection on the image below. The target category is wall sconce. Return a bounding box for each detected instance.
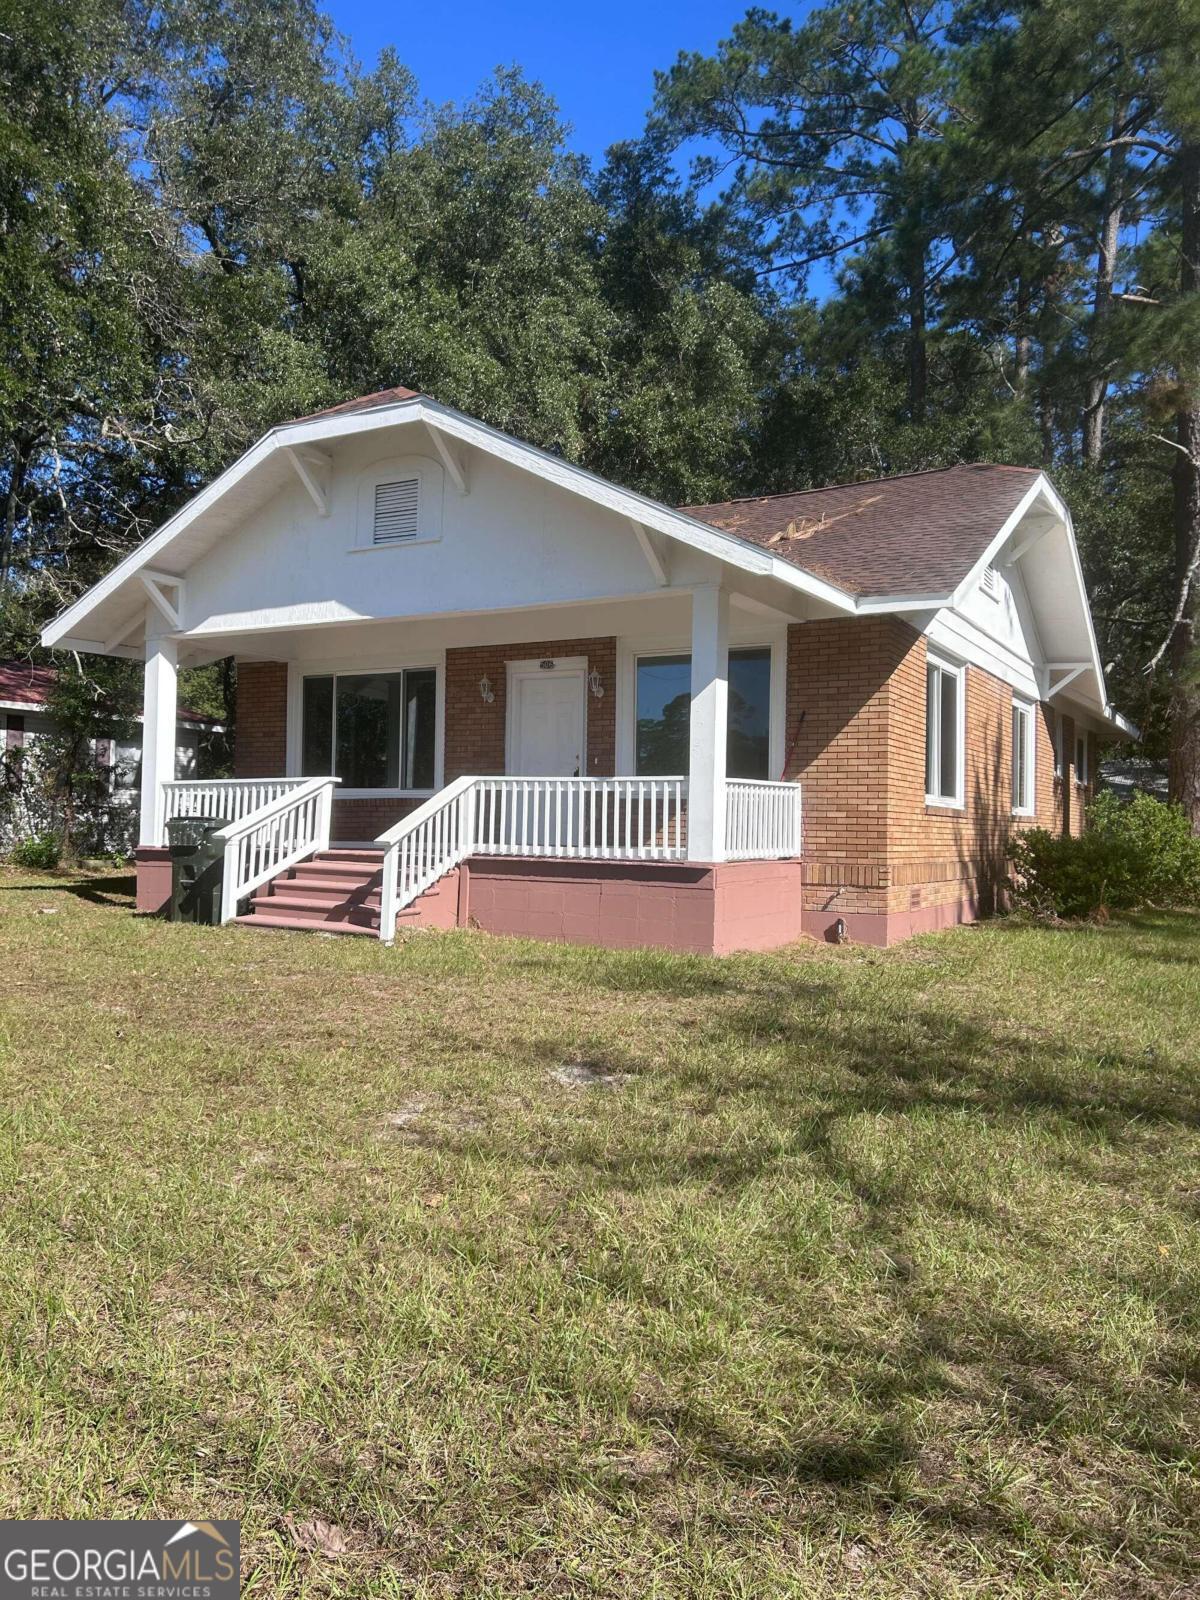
[588,666,604,699]
[479,674,495,704]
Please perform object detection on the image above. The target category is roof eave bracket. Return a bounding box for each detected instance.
[139,570,184,632]
[285,446,331,517]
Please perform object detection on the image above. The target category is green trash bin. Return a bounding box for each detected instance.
[167,815,229,924]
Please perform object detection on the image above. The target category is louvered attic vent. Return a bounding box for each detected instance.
[981,563,1000,600]
[373,478,420,543]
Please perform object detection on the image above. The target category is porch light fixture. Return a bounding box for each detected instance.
[479,674,495,704]
[588,666,604,699]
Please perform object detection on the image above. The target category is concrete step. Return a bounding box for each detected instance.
[233,911,377,937]
[267,883,380,908]
[249,891,380,920]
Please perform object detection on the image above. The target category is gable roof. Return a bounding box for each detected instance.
[681,465,1042,599]
[37,388,1132,735]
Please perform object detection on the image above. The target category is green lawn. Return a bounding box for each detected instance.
[1,868,1199,1598]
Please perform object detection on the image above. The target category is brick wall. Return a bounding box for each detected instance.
[444,637,616,779]
[786,619,1096,928]
[233,661,288,777]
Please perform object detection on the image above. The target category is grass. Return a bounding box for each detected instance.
[1,868,1199,1598]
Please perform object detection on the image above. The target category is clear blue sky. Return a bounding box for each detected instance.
[323,0,749,168]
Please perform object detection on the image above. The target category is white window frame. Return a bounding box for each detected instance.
[925,650,966,809]
[352,454,445,553]
[1053,711,1064,779]
[1074,730,1090,787]
[286,656,445,798]
[616,634,785,779]
[1011,696,1036,817]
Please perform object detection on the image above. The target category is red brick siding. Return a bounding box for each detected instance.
[786,619,1089,923]
[233,661,288,777]
[444,638,616,779]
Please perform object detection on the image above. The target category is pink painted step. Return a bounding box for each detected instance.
[235,847,385,935]
[233,847,458,939]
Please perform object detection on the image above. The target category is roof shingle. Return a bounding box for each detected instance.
[680,464,1041,598]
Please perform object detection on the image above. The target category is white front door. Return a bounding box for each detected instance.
[509,665,586,776]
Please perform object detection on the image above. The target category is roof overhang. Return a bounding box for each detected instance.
[39,400,1136,739]
[41,396,864,656]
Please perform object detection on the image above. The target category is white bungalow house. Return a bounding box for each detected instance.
[41,387,1133,950]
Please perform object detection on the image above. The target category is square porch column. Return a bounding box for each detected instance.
[139,632,178,847]
[687,582,728,862]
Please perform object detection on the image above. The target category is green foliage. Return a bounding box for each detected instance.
[1010,792,1200,919]
[8,832,61,870]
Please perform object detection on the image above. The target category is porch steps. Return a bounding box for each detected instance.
[234,848,386,936]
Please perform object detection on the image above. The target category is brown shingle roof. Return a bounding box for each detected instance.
[296,386,421,423]
[680,464,1042,598]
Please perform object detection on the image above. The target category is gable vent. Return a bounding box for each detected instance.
[372,478,420,544]
[981,563,1000,600]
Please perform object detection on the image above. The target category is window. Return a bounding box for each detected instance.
[634,647,772,778]
[302,669,436,790]
[1075,731,1089,786]
[372,478,420,544]
[925,656,963,805]
[1053,712,1064,779]
[1012,698,1035,814]
[981,564,1001,601]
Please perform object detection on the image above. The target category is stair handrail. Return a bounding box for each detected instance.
[375,775,478,942]
[211,775,340,924]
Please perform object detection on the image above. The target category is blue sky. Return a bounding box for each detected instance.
[323,0,747,168]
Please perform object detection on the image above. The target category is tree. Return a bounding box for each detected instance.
[654,2,960,424]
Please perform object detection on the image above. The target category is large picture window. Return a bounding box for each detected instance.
[634,647,772,779]
[925,655,963,806]
[1012,698,1035,815]
[302,669,436,790]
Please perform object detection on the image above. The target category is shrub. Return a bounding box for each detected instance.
[9,832,62,871]
[1009,792,1200,920]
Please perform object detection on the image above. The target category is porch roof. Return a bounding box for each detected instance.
[39,388,1133,736]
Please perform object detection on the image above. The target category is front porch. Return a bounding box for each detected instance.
[134,589,807,953]
[139,770,803,950]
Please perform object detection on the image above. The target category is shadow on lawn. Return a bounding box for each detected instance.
[427,940,1200,1573]
[0,871,135,908]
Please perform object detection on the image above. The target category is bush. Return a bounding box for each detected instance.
[1009,792,1200,920]
[9,832,62,871]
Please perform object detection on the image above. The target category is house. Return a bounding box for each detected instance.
[1,660,218,849]
[40,387,1134,950]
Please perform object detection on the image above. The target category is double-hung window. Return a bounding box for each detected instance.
[1011,698,1035,815]
[1075,731,1089,786]
[925,654,964,806]
[301,668,437,791]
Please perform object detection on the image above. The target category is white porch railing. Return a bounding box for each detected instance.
[473,776,688,861]
[160,777,311,842]
[725,778,803,861]
[211,776,339,924]
[376,775,701,941]
[376,775,477,941]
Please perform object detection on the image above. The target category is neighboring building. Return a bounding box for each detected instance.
[40,387,1134,948]
[1,660,217,841]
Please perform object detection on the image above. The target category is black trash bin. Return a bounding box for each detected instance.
[167,815,229,924]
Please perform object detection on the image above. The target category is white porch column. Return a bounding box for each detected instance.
[687,582,729,862]
[139,632,178,846]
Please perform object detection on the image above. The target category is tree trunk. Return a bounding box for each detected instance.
[908,240,927,425]
[1014,278,1031,394]
[1082,99,1128,468]
[1168,141,1200,831]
